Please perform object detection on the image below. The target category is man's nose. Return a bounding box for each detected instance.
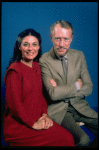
[59,39,64,47]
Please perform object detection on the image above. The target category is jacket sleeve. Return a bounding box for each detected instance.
[5,70,36,128]
[39,60,77,101]
[74,52,93,98]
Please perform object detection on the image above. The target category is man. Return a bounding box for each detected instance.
[39,20,98,146]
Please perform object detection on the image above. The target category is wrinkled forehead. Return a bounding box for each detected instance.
[53,24,72,37]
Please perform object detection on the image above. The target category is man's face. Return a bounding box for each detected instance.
[50,24,73,57]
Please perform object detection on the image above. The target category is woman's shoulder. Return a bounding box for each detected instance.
[5,62,22,81]
[7,61,21,72]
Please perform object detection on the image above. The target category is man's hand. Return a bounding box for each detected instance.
[32,114,53,130]
[77,79,83,88]
[50,78,82,89]
[50,78,57,87]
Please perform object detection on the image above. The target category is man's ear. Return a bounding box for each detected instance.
[50,34,52,40]
[50,34,54,43]
[70,35,73,43]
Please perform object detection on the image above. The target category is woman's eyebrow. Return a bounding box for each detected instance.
[23,42,28,43]
[23,42,38,43]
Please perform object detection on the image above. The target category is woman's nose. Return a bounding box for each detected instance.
[28,45,33,50]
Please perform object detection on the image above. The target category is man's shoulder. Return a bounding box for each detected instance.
[70,49,83,54]
[69,49,84,57]
[39,48,84,62]
[39,49,52,62]
[40,51,50,59]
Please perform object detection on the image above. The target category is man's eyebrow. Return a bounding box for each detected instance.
[64,37,69,39]
[55,37,61,38]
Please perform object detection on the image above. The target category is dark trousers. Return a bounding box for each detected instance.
[61,103,98,146]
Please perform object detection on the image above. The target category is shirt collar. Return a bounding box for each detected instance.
[64,53,68,59]
[53,48,68,60]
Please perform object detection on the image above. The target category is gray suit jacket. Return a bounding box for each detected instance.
[39,48,98,124]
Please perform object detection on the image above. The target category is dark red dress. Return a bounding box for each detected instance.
[3,61,74,146]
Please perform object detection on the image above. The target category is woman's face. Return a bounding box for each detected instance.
[19,36,40,61]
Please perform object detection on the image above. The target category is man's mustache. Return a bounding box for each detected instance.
[57,47,67,49]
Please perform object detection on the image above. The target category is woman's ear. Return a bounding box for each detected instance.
[18,44,21,50]
[38,45,40,50]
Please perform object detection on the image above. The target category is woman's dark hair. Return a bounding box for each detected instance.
[8,29,42,68]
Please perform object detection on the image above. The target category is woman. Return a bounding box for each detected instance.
[3,29,75,146]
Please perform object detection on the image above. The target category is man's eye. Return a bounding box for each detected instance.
[64,38,69,41]
[55,38,60,41]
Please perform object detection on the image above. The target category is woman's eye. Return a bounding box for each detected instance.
[32,44,38,47]
[23,43,28,46]
[33,44,36,46]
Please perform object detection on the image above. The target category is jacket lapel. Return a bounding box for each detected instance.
[48,48,65,82]
[48,48,76,84]
[67,50,75,84]
[50,48,75,84]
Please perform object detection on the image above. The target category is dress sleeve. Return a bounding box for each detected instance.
[5,70,36,128]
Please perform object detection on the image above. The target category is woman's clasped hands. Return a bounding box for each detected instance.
[32,114,53,130]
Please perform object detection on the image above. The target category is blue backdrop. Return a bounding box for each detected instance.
[1,2,98,109]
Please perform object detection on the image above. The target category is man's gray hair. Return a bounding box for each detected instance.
[50,20,74,35]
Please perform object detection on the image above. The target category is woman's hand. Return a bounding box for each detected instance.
[49,78,57,87]
[32,114,53,130]
[32,118,46,130]
[41,113,53,129]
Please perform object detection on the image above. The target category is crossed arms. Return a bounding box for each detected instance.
[39,52,93,101]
